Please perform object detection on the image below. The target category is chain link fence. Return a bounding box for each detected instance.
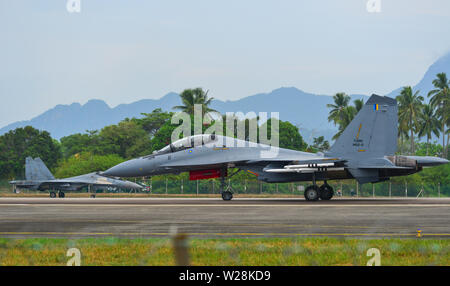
[1,179,448,198]
[142,179,448,198]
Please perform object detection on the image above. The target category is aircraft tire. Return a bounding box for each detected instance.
[49,192,56,198]
[319,184,334,200]
[304,185,320,201]
[221,191,233,201]
[58,191,65,198]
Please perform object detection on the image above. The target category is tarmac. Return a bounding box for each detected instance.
[0,197,449,238]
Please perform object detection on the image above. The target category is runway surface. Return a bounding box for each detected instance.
[0,197,449,238]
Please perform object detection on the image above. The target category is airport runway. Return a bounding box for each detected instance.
[0,197,449,238]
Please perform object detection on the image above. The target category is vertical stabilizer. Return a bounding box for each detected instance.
[327,94,398,157]
[25,157,55,180]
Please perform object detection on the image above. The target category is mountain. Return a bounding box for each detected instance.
[211,88,367,142]
[0,92,181,140]
[386,52,450,99]
[0,88,366,143]
[1,52,449,142]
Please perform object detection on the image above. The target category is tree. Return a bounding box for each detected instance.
[60,133,94,158]
[132,108,173,138]
[173,88,217,116]
[96,120,152,159]
[397,117,410,155]
[327,93,351,127]
[54,152,125,178]
[328,96,364,140]
[150,121,181,152]
[311,136,330,152]
[417,104,440,155]
[428,72,450,158]
[260,118,307,151]
[396,86,423,154]
[0,126,62,179]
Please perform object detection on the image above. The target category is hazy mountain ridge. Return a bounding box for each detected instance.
[1,52,449,142]
[0,88,367,142]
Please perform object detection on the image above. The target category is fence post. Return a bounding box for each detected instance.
[372,184,375,198]
[438,183,440,198]
[244,179,247,194]
[389,182,391,198]
[276,183,279,194]
[356,182,359,197]
[405,181,408,198]
[260,181,262,194]
[170,227,190,266]
[165,177,168,194]
[196,180,199,196]
[181,179,183,194]
[212,180,215,194]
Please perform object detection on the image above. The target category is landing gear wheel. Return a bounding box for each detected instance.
[304,185,320,201]
[50,192,56,198]
[221,191,233,201]
[319,184,334,200]
[58,191,65,198]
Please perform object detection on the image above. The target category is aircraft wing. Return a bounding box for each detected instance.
[161,152,345,171]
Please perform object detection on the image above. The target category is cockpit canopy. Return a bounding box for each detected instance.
[153,134,218,155]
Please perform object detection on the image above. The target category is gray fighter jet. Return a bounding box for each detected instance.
[10,157,143,198]
[103,94,449,201]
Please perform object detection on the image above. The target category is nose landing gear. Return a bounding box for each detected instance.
[221,191,233,201]
[219,168,241,201]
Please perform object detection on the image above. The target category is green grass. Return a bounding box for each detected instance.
[0,237,448,266]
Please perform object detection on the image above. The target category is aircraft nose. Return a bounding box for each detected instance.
[123,181,144,190]
[103,158,147,177]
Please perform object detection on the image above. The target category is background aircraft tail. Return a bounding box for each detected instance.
[327,94,398,158]
[25,157,55,181]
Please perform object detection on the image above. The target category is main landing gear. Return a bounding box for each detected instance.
[220,168,240,201]
[49,191,65,198]
[304,181,334,201]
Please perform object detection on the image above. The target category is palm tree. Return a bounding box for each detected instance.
[329,98,364,140]
[428,72,450,158]
[353,99,364,113]
[398,119,410,155]
[173,88,217,116]
[417,104,440,155]
[396,86,424,154]
[327,93,351,126]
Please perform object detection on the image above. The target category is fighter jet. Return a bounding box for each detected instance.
[103,94,449,201]
[10,157,143,198]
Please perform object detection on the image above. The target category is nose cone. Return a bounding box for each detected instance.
[122,181,145,190]
[103,158,148,177]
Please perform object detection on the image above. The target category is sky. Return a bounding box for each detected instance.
[1,0,450,127]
